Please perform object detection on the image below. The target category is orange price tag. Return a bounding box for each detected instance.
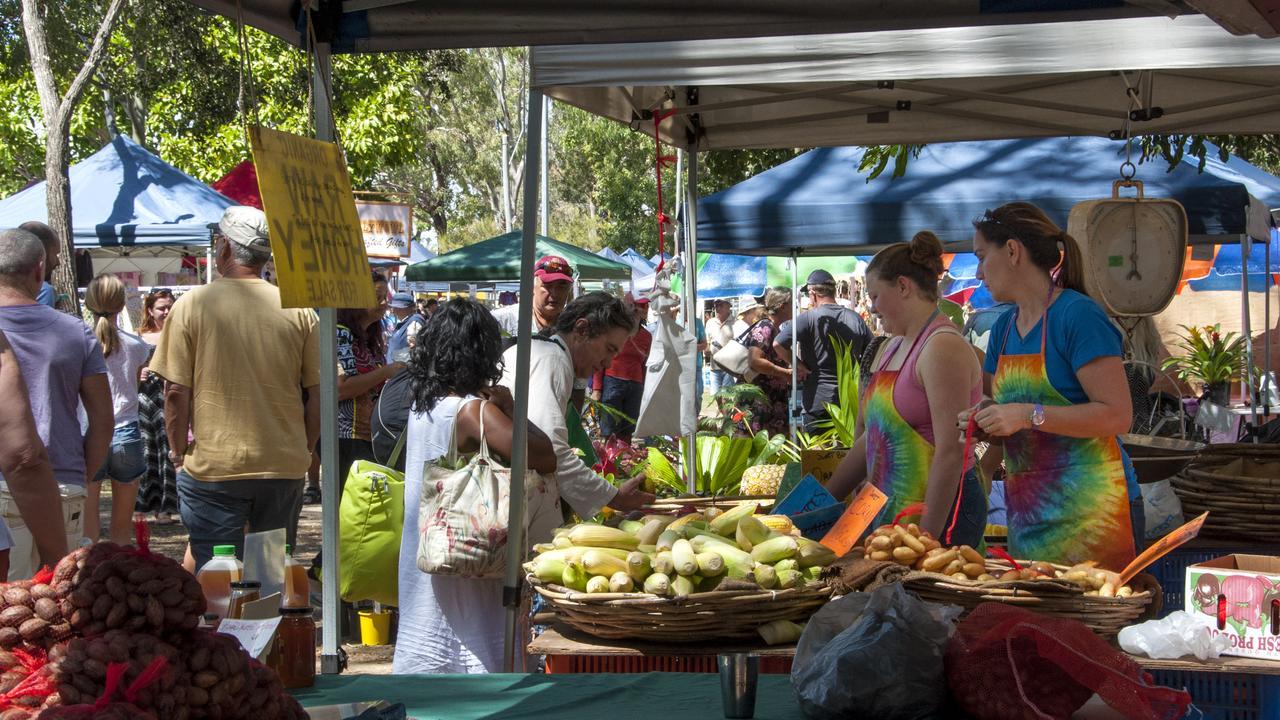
[1118,511,1208,586]
[819,485,889,556]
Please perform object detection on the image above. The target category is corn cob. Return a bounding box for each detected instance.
[696,543,755,579]
[652,551,675,576]
[753,563,778,589]
[656,529,681,552]
[758,515,796,535]
[709,501,759,536]
[671,575,697,598]
[585,575,611,593]
[738,515,772,547]
[751,536,799,563]
[795,537,837,568]
[582,550,629,577]
[696,551,725,576]
[561,563,588,591]
[626,551,652,582]
[776,568,803,589]
[608,572,634,593]
[637,518,672,545]
[644,572,671,596]
[671,539,698,576]
[758,620,804,646]
[524,555,566,583]
[568,525,640,550]
[667,512,704,532]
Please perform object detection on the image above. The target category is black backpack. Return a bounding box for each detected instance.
[371,369,413,472]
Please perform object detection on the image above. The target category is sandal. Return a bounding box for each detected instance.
[154,512,179,526]
[302,486,322,505]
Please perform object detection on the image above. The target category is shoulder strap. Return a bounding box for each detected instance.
[387,427,409,467]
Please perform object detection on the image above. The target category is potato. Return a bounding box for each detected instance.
[894,526,926,554]
[922,548,959,573]
[869,550,892,562]
[891,546,919,565]
[961,562,985,578]
[943,559,966,576]
[999,569,1022,581]
[869,535,894,551]
[958,546,984,565]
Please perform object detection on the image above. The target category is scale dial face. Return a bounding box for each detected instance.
[1071,200,1187,317]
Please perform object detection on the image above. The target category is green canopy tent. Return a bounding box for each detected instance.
[405,230,630,283]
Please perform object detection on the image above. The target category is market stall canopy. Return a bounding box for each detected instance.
[0,135,234,248]
[695,137,1280,256]
[211,160,262,209]
[596,246,653,285]
[404,230,630,283]
[180,1,1258,53]
[533,15,1280,151]
[1187,229,1280,291]
[621,248,654,272]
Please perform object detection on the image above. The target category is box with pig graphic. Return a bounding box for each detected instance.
[1184,554,1280,661]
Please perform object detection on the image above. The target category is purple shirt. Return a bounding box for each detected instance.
[0,303,108,486]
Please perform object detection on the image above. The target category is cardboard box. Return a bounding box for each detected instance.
[1183,554,1280,661]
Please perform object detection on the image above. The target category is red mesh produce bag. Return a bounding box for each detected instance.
[946,603,1191,720]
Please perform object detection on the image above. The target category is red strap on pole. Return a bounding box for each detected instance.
[651,108,678,274]
[988,545,1023,572]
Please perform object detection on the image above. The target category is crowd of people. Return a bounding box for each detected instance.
[0,197,1144,675]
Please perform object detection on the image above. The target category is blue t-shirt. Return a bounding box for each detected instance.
[983,290,1122,405]
[983,290,1138,500]
[0,303,109,486]
[35,282,56,307]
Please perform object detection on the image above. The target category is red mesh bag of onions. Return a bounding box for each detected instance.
[945,603,1191,720]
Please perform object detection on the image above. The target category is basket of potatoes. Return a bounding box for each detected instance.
[852,523,1159,637]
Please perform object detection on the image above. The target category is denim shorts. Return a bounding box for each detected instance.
[94,422,145,483]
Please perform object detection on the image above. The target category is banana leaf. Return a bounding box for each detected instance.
[696,434,754,495]
[810,335,860,448]
[644,447,684,495]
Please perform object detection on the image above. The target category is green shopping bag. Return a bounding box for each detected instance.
[338,433,405,606]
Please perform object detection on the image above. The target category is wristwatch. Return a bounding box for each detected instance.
[1029,402,1046,428]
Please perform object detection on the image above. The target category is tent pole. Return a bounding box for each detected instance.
[503,87,543,674]
[205,244,213,285]
[682,148,699,494]
[1266,233,1272,416]
[790,250,799,443]
[1242,234,1258,439]
[540,96,549,236]
[311,41,343,676]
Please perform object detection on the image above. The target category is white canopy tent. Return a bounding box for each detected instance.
[180,0,1280,677]
[534,15,1280,150]
[183,1,1278,52]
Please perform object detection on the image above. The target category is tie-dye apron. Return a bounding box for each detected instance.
[865,314,947,528]
[992,299,1136,571]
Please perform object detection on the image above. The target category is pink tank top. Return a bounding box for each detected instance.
[881,318,982,445]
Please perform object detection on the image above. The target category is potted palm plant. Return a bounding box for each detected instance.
[1161,324,1246,406]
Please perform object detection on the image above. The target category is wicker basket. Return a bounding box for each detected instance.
[898,561,1160,637]
[528,576,833,642]
[1169,443,1280,542]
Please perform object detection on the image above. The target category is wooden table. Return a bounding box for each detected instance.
[528,625,796,674]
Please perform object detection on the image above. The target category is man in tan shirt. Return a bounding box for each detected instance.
[150,207,320,570]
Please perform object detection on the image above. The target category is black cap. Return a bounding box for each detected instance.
[801,269,835,293]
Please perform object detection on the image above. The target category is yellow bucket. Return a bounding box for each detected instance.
[357,610,392,646]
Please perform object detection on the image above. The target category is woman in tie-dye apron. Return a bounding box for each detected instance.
[827,232,986,547]
[961,202,1142,572]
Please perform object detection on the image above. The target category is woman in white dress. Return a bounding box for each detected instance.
[393,298,558,674]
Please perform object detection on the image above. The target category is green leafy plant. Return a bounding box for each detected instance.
[805,336,860,449]
[1161,324,1246,388]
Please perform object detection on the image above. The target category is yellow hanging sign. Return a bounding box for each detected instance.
[250,126,375,309]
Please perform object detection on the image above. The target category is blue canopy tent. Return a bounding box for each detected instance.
[596,247,654,288]
[1187,229,1280,292]
[621,248,654,273]
[697,137,1280,255]
[0,135,234,248]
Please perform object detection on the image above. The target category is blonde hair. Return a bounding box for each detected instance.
[85,274,126,358]
[866,230,946,301]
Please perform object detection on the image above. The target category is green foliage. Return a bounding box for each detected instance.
[857,144,924,181]
[643,447,684,495]
[804,336,860,449]
[1140,134,1280,176]
[1161,324,1246,387]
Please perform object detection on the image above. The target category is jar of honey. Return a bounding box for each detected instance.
[226,581,261,620]
[276,607,316,689]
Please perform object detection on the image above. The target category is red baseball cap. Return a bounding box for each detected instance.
[625,291,650,305]
[534,255,573,283]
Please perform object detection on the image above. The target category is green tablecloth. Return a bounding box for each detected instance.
[292,673,804,719]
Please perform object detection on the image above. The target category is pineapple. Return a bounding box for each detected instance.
[741,464,786,496]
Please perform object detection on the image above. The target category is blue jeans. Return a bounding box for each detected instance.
[177,470,303,571]
[94,422,145,483]
[599,376,643,439]
[710,369,736,395]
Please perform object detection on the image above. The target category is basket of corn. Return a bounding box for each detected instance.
[846,523,1159,637]
[525,503,835,643]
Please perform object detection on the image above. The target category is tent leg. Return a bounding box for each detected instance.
[311,41,343,676]
[1266,235,1272,416]
[1242,234,1258,438]
[503,87,543,674]
[790,250,800,443]
[205,245,213,285]
[683,148,699,494]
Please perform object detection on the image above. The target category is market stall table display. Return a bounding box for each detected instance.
[528,626,795,674]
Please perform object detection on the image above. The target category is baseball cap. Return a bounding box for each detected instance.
[389,291,414,309]
[625,291,650,305]
[801,269,836,293]
[218,206,271,248]
[534,255,573,283]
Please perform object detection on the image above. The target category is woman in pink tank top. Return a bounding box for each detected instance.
[827,232,987,546]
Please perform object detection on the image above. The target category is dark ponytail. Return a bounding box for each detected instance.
[973,202,1088,295]
[866,230,946,301]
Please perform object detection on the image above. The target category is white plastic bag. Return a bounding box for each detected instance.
[634,274,697,439]
[1140,479,1185,541]
[1118,611,1229,660]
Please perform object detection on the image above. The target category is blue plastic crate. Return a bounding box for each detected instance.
[1147,545,1280,617]
[1150,670,1280,720]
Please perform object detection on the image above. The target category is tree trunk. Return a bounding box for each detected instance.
[21,0,130,315]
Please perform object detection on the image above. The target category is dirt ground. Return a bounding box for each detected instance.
[101,484,394,674]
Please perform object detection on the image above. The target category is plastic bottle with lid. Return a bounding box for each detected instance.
[283,544,310,609]
[197,545,243,620]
